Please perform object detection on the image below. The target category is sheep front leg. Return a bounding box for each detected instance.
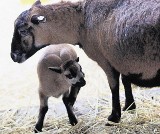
[62,86,80,126]
[107,67,121,123]
[68,86,80,106]
[35,92,48,133]
[122,75,136,111]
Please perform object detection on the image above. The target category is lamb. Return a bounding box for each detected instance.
[35,44,86,132]
[10,0,160,123]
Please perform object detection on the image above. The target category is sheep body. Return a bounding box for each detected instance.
[37,44,77,98]
[84,0,160,81]
[35,44,85,132]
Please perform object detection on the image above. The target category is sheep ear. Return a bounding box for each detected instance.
[75,57,79,62]
[31,15,46,25]
[32,0,41,7]
[48,67,62,74]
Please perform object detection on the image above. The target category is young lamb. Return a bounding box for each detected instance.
[35,44,86,132]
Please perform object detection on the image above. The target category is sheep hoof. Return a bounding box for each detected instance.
[123,103,136,111]
[34,125,42,133]
[107,113,120,123]
[70,117,78,126]
[34,129,42,133]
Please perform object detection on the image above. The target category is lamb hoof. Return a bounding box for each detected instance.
[70,117,78,126]
[107,113,120,123]
[123,103,136,111]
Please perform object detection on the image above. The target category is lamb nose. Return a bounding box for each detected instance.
[80,77,86,86]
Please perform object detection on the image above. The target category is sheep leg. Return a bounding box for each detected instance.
[63,86,80,126]
[107,67,121,123]
[122,75,136,111]
[68,86,80,106]
[35,92,48,133]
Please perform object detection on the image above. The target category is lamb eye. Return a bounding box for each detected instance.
[70,69,77,77]
[66,74,73,79]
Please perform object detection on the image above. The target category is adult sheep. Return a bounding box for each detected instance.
[35,44,86,132]
[11,0,160,123]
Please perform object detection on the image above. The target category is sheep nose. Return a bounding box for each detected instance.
[11,52,18,62]
[10,52,22,63]
[72,77,86,87]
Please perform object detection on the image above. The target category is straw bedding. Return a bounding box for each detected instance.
[0,89,159,134]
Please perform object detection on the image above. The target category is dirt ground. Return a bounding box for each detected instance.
[0,0,159,134]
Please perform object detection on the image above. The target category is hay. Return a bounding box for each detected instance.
[0,93,160,134]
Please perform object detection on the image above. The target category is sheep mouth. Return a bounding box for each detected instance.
[73,79,86,87]
[10,52,27,63]
[10,46,38,63]
[10,44,50,63]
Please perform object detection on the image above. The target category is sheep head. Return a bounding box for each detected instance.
[10,1,50,63]
[49,57,86,87]
[11,0,82,63]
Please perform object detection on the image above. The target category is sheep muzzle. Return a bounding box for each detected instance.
[73,77,86,87]
[10,51,26,63]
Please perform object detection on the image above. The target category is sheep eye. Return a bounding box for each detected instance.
[18,26,32,37]
[19,29,29,36]
[70,69,77,77]
[65,74,73,79]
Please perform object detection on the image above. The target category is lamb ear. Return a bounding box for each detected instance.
[75,57,79,62]
[48,67,62,74]
[32,0,41,7]
[31,15,46,25]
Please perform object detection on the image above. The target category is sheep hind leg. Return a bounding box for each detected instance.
[63,86,80,126]
[122,75,136,111]
[34,92,48,133]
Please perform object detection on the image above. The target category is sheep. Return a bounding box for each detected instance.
[10,0,160,123]
[35,44,86,132]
